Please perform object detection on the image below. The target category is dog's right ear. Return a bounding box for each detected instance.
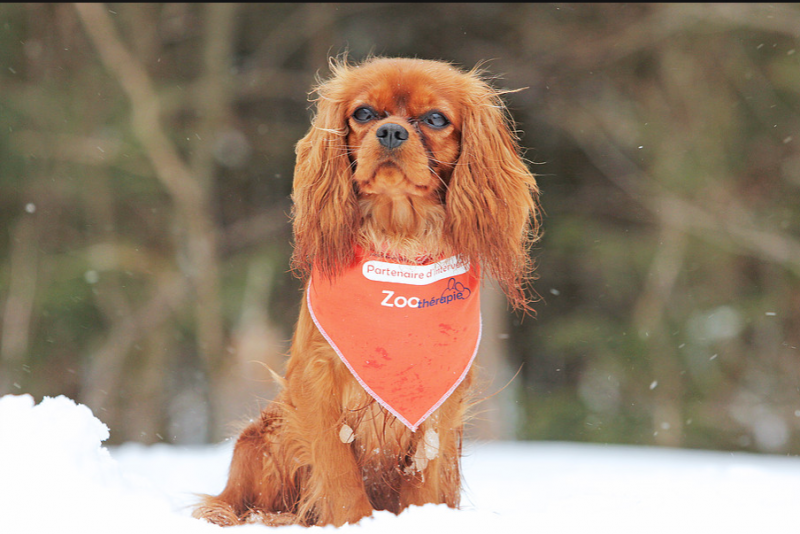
[291,61,361,280]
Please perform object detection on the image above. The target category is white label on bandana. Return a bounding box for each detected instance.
[362,255,470,285]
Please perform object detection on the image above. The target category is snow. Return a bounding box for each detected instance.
[2,394,800,533]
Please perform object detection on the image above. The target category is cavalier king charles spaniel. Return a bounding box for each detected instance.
[193,56,540,527]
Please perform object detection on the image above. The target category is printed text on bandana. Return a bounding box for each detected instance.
[380,277,472,308]
[363,255,470,285]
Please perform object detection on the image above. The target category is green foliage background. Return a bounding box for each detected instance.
[1,3,799,453]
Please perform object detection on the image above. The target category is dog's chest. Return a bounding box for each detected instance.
[338,385,441,508]
[342,404,402,507]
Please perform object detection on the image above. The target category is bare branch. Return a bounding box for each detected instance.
[563,106,800,277]
[74,3,231,385]
[10,130,122,165]
[73,2,205,211]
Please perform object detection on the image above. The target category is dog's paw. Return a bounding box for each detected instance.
[192,498,242,526]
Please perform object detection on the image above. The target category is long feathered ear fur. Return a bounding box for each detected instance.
[291,60,361,279]
[446,70,541,311]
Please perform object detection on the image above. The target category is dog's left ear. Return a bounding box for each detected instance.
[445,75,541,311]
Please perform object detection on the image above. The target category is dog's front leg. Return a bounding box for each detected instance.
[285,303,374,526]
[398,374,472,512]
[289,363,374,525]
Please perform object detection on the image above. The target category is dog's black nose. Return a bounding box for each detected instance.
[376,123,408,149]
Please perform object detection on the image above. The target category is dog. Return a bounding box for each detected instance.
[193,56,540,527]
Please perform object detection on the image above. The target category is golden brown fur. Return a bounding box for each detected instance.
[193,56,540,527]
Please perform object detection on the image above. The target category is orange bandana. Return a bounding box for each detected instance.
[307,250,481,431]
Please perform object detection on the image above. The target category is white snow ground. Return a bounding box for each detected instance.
[1,394,799,534]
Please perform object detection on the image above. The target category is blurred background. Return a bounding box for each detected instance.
[1,3,799,454]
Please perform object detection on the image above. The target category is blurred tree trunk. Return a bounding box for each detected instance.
[185,2,240,442]
[74,3,234,441]
[468,282,520,441]
[0,218,39,393]
[220,261,289,432]
[632,226,687,447]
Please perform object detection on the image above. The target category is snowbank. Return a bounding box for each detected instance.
[1,393,799,534]
[0,394,218,533]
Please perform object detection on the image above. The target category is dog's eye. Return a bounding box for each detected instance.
[422,111,450,129]
[352,106,378,123]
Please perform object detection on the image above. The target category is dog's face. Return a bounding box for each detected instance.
[342,61,463,204]
[292,57,540,310]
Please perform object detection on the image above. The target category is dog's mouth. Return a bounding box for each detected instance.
[355,161,437,198]
[353,156,448,257]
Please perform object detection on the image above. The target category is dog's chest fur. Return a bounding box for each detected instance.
[337,363,432,511]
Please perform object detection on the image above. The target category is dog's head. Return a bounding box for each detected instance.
[291,56,540,309]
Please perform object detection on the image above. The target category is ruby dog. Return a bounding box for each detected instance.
[194,56,540,527]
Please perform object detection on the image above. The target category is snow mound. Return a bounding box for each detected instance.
[2,393,800,534]
[0,394,115,488]
[0,394,216,534]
